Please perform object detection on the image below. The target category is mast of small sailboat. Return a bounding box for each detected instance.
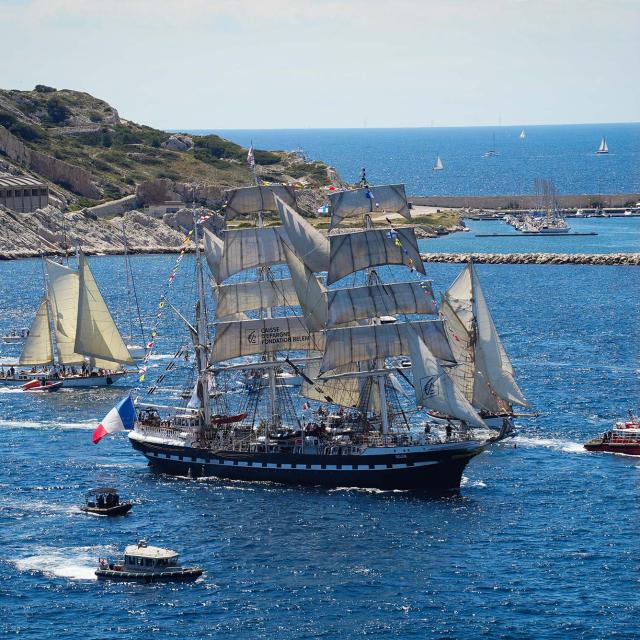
[192,207,211,427]
[121,221,146,347]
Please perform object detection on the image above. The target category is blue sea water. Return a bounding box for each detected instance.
[1,226,639,638]
[192,123,640,197]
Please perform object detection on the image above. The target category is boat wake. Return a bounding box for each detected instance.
[461,476,487,488]
[512,435,586,454]
[12,545,114,581]
[0,418,91,431]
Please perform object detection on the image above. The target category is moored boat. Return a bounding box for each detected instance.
[584,414,640,455]
[96,540,202,582]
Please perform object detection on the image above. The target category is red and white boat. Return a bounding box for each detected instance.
[584,414,640,455]
[22,379,64,393]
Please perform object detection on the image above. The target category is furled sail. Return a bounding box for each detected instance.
[328,184,410,230]
[327,227,425,285]
[407,331,486,428]
[210,317,325,363]
[203,228,224,282]
[217,227,287,283]
[471,267,528,407]
[275,196,329,272]
[320,320,454,373]
[19,298,53,365]
[214,279,299,320]
[224,185,297,220]
[44,259,84,364]
[327,281,436,328]
[283,244,328,332]
[74,253,134,365]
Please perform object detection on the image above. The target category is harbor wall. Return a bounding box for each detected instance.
[410,193,640,209]
[420,252,640,266]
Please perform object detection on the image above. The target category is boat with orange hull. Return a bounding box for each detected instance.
[584,415,640,455]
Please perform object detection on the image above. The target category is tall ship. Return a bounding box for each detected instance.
[1,253,135,387]
[129,181,524,490]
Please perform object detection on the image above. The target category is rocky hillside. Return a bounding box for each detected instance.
[0,85,337,207]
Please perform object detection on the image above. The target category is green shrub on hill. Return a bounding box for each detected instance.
[0,111,46,142]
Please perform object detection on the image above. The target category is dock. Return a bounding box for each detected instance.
[475,232,598,237]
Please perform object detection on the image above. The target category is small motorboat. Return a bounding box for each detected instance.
[22,379,63,393]
[96,539,203,582]
[2,328,29,344]
[81,488,133,516]
[584,414,640,455]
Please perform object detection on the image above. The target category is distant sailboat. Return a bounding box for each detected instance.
[519,129,526,140]
[433,154,444,171]
[595,137,609,155]
[484,133,499,157]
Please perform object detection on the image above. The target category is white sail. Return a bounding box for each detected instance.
[19,298,54,365]
[320,320,455,373]
[44,259,84,364]
[444,263,474,331]
[433,155,444,171]
[327,227,425,285]
[210,317,324,363]
[74,253,134,365]
[328,184,410,230]
[282,244,328,332]
[275,196,330,272]
[214,279,299,320]
[203,228,224,283]
[300,360,361,408]
[218,227,287,283]
[327,281,436,328]
[439,296,475,403]
[407,331,486,428]
[519,129,526,140]
[597,137,608,153]
[471,267,528,406]
[224,185,297,220]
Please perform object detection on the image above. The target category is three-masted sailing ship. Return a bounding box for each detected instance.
[1,253,135,387]
[128,180,526,490]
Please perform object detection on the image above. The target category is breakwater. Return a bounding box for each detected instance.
[410,193,640,209]
[421,252,640,266]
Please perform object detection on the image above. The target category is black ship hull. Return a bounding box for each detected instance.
[129,434,486,491]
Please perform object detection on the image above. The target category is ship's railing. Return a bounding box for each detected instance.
[135,421,195,443]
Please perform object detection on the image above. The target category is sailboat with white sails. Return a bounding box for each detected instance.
[128,179,515,491]
[519,129,526,140]
[435,261,531,433]
[1,254,135,387]
[595,136,609,155]
[432,154,444,171]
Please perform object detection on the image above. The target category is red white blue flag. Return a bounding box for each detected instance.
[92,395,137,444]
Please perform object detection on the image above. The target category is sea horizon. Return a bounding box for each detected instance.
[182,123,640,197]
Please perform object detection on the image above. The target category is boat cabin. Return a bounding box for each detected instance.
[123,540,179,572]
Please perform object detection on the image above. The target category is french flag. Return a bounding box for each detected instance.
[93,395,137,444]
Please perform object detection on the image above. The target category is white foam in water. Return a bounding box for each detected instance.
[461,476,487,488]
[0,419,91,430]
[512,435,586,454]
[13,545,113,581]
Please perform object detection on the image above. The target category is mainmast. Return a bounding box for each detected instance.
[193,207,211,427]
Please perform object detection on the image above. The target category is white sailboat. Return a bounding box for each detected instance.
[483,133,499,157]
[1,254,135,387]
[437,261,530,433]
[595,136,609,155]
[519,129,526,140]
[433,154,444,171]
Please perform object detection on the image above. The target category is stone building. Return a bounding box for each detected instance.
[0,174,49,212]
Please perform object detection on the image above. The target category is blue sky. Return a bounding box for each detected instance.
[1,0,638,129]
